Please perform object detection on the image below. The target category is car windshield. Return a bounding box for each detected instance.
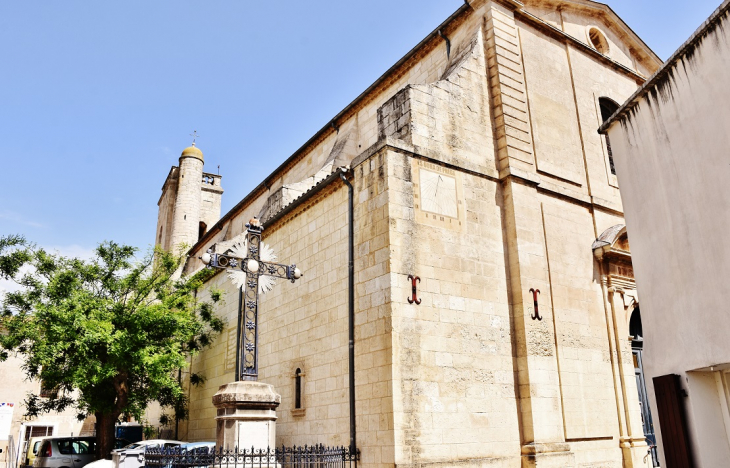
[119,441,181,451]
[113,440,129,449]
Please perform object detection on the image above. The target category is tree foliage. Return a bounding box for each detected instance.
[0,235,223,458]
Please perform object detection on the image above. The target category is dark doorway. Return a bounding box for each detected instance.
[631,307,660,466]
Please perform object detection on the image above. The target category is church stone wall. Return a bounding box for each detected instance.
[401,32,497,178]
[521,0,658,78]
[539,195,620,461]
[186,186,354,445]
[257,185,353,448]
[351,153,397,465]
[156,168,178,252]
[200,174,223,233]
[385,148,520,465]
[520,24,587,185]
[564,40,637,206]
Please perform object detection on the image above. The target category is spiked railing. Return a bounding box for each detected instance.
[145,445,359,468]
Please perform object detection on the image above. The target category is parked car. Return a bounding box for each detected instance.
[33,437,130,468]
[23,436,46,468]
[112,439,182,468]
[83,439,183,468]
[79,460,112,468]
[178,442,215,451]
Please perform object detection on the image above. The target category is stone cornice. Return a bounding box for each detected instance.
[354,137,623,217]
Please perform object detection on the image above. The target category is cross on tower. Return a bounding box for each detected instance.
[190,130,201,146]
[201,218,302,381]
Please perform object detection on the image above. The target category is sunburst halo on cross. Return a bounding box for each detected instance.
[225,237,278,293]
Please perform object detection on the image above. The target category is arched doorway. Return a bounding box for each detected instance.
[630,307,659,466]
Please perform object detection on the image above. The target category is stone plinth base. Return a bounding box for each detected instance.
[521,443,575,467]
[213,381,281,450]
[621,437,651,468]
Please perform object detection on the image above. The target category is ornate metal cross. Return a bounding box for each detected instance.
[190,130,201,145]
[201,218,302,381]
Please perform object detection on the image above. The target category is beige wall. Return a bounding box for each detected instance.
[0,356,86,467]
[605,2,730,466]
[385,148,521,464]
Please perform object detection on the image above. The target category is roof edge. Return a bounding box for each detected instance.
[599,0,730,134]
[183,2,472,257]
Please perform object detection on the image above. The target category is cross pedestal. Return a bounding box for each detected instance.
[213,381,280,451]
[200,218,302,451]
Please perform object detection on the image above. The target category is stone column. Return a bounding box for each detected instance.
[213,381,281,451]
[608,288,650,467]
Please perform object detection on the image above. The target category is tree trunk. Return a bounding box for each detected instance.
[95,373,129,459]
[95,412,118,460]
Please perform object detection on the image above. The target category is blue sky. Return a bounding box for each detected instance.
[0,0,722,257]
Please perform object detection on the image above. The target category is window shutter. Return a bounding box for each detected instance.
[653,374,693,467]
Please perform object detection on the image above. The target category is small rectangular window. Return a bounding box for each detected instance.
[27,426,53,439]
[40,382,58,399]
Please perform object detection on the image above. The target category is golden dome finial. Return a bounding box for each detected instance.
[181,130,204,161]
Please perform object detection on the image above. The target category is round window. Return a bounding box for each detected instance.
[588,27,609,55]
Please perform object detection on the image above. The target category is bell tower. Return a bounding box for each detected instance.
[155,140,223,254]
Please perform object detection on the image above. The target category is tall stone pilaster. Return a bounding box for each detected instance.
[479,0,574,465]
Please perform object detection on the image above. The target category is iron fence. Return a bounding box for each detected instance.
[145,445,358,468]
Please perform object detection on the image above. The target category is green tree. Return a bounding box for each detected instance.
[0,235,223,459]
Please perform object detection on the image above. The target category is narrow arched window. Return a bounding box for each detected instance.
[295,368,303,409]
[599,97,620,175]
[198,221,207,241]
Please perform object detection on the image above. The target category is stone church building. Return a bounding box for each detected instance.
[154,0,662,466]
